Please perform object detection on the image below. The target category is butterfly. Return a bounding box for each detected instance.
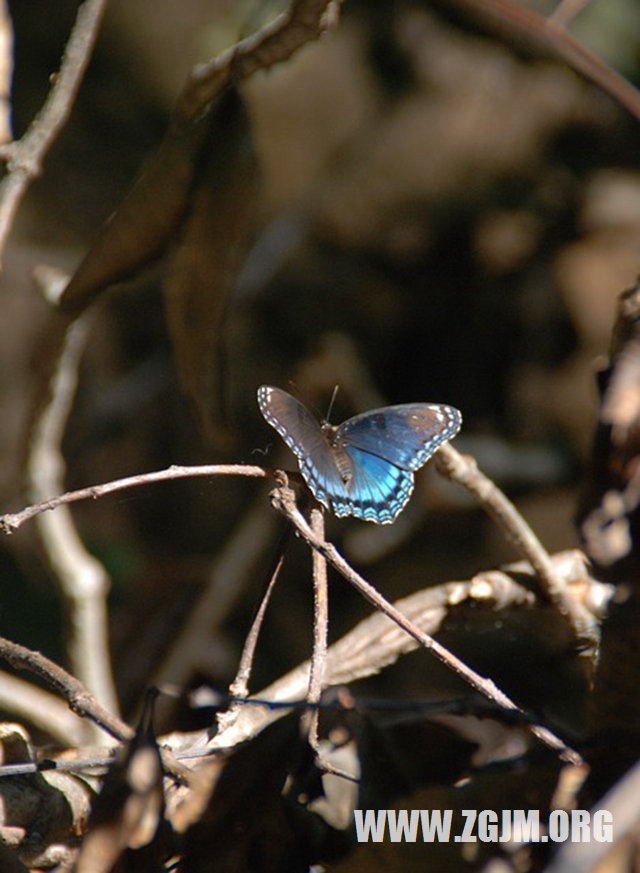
[257,385,462,524]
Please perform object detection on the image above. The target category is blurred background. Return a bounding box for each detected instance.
[2,0,640,743]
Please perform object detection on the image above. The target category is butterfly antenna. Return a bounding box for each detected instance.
[325,385,340,423]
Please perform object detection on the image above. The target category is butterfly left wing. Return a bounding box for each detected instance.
[257,385,353,513]
[338,403,461,471]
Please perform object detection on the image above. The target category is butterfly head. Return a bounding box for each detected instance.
[320,421,339,442]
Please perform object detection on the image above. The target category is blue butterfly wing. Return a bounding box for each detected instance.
[339,447,415,523]
[257,386,350,512]
[338,404,461,470]
[336,404,461,522]
[258,387,462,524]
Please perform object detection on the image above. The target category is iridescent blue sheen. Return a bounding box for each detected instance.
[258,386,462,524]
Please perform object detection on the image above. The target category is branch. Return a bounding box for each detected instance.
[0,551,593,770]
[0,636,132,743]
[226,554,285,705]
[27,313,121,739]
[268,481,582,765]
[435,444,594,640]
[0,0,108,268]
[0,433,594,761]
[306,505,329,751]
[0,463,270,534]
[201,549,592,757]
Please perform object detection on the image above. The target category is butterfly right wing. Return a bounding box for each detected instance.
[339,403,461,470]
[257,386,350,513]
[336,446,415,523]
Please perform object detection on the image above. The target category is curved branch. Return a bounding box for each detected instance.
[1,463,271,534]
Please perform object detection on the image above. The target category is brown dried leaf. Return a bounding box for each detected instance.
[162,88,260,442]
[57,109,212,314]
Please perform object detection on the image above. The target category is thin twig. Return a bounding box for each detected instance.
[306,505,329,751]
[214,540,288,742]
[0,440,589,762]
[435,444,593,639]
[0,463,271,534]
[228,553,286,703]
[269,483,582,765]
[199,561,540,753]
[0,695,554,779]
[0,640,193,784]
[0,636,132,743]
[0,553,589,770]
[1,441,592,641]
[0,0,108,268]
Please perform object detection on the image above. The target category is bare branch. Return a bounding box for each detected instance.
[1,463,271,534]
[203,550,592,757]
[27,314,120,741]
[0,0,108,268]
[268,482,582,765]
[227,555,285,705]
[0,636,132,743]
[306,505,329,751]
[435,444,594,640]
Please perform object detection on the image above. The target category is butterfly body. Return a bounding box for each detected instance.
[321,424,353,485]
[258,386,461,524]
